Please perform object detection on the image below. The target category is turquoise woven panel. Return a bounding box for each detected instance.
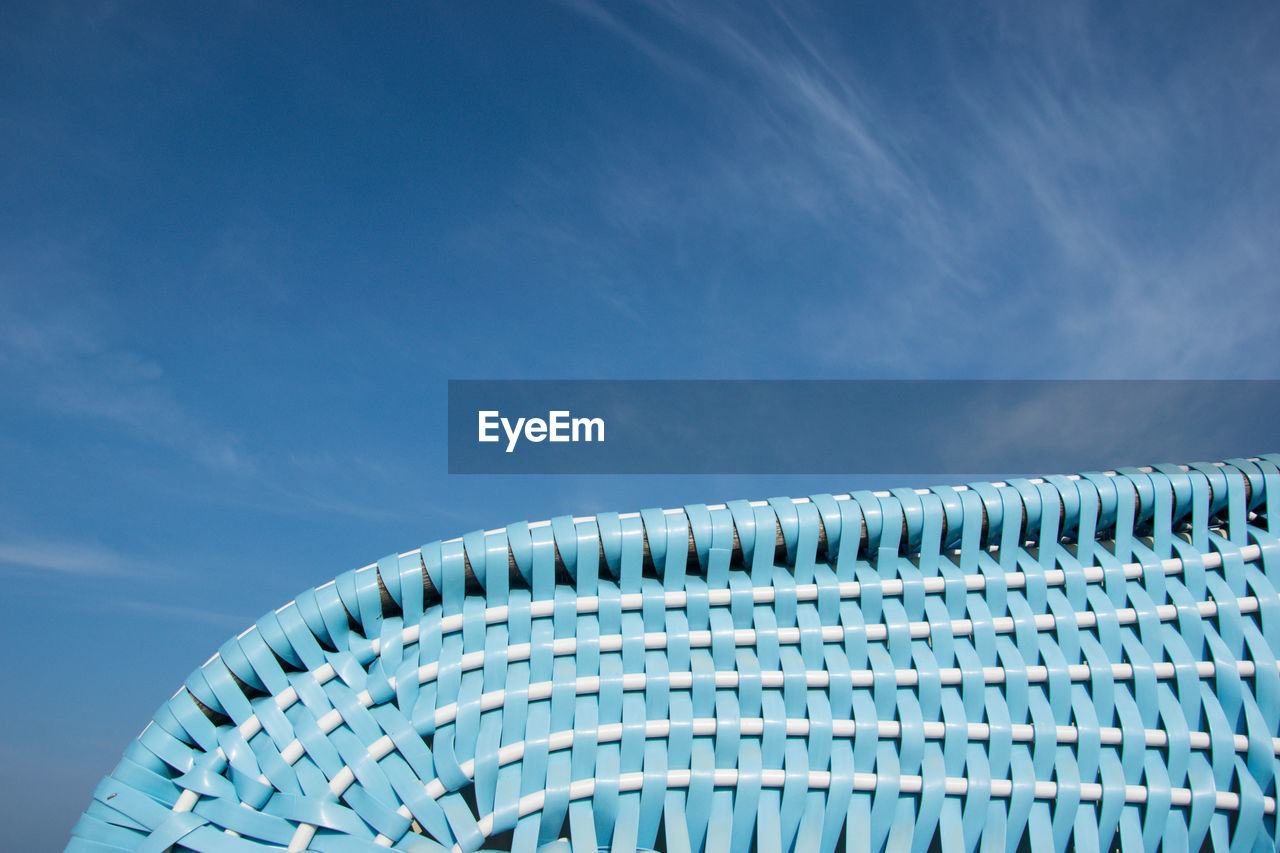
[69,458,1280,852]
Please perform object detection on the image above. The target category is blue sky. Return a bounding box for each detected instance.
[2,1,1278,848]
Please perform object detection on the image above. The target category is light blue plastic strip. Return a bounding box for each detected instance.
[70,457,1280,852]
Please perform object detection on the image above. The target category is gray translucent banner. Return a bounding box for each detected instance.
[448,380,1278,474]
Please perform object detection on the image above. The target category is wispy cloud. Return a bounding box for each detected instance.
[113,597,248,629]
[553,0,960,260]
[553,1,1280,379]
[0,539,142,577]
[0,250,255,474]
[938,4,1280,378]
[0,266,439,525]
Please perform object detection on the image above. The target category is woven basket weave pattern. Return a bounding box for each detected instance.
[70,457,1280,852]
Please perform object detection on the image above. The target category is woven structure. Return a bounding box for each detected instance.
[71,457,1280,852]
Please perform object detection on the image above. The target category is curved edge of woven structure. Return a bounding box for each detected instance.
[70,455,1280,853]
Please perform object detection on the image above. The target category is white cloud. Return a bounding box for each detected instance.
[113,597,248,629]
[0,539,139,576]
[554,1,1280,378]
[0,254,255,474]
